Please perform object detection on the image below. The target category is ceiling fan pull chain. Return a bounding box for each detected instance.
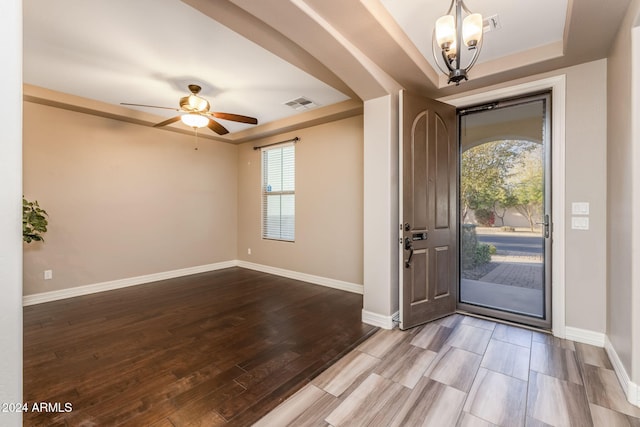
[194,127,199,150]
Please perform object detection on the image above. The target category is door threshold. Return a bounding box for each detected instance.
[455,309,551,334]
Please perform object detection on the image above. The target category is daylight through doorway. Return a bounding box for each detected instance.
[458,93,551,329]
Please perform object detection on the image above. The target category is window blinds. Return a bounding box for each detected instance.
[262,144,295,241]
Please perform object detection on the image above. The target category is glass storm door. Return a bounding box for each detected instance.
[458,93,551,329]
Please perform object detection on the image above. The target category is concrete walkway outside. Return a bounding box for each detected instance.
[479,261,543,289]
[461,244,544,316]
[460,278,543,317]
[462,227,546,317]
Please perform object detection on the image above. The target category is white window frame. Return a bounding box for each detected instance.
[261,143,295,242]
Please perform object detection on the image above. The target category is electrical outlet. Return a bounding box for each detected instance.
[44,270,53,280]
[483,14,502,32]
[247,248,252,255]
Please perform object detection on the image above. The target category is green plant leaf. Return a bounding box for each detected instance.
[23,197,49,243]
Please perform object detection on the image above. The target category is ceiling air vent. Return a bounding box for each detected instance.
[284,96,319,111]
[483,14,501,33]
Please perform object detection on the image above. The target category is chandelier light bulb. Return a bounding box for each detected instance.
[435,15,455,50]
[463,13,483,47]
[448,39,457,59]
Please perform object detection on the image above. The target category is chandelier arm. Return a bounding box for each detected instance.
[459,0,473,15]
[466,48,480,71]
[445,0,455,15]
[465,38,484,72]
[441,51,456,72]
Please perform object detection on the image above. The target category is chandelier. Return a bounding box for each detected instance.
[432,0,484,85]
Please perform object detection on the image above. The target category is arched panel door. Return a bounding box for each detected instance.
[399,90,458,330]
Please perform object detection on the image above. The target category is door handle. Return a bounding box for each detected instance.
[404,237,414,268]
[536,214,550,238]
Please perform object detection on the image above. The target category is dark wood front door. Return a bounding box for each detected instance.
[399,90,458,330]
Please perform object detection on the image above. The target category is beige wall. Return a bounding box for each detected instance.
[563,59,608,333]
[607,0,640,380]
[23,100,364,296]
[236,115,364,286]
[23,57,612,339]
[445,59,609,334]
[363,95,400,322]
[23,101,238,295]
[21,58,621,372]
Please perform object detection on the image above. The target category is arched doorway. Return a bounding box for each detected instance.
[458,93,551,329]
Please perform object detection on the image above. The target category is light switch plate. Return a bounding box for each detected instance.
[572,202,590,215]
[571,217,589,230]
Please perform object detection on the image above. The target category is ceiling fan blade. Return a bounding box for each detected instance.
[211,112,258,125]
[207,119,229,135]
[121,102,179,111]
[153,116,182,128]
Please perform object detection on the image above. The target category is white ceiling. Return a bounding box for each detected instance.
[23,0,349,135]
[22,0,629,141]
[380,0,568,70]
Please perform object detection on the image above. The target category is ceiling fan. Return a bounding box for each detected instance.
[121,84,258,135]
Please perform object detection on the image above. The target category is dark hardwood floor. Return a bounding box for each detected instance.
[23,267,377,426]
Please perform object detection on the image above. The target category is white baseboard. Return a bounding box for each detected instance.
[564,326,606,347]
[236,260,363,295]
[631,381,640,408]
[361,309,396,330]
[555,326,640,407]
[22,261,237,306]
[23,260,363,306]
[605,336,640,408]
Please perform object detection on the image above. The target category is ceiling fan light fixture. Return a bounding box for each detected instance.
[124,84,257,135]
[180,113,209,128]
[180,94,209,112]
[188,94,209,112]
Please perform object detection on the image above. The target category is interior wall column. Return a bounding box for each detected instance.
[362,94,400,329]
[0,0,24,425]
[631,23,640,392]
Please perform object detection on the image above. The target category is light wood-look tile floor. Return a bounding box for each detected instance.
[255,314,640,427]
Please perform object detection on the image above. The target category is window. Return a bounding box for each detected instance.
[262,144,295,241]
